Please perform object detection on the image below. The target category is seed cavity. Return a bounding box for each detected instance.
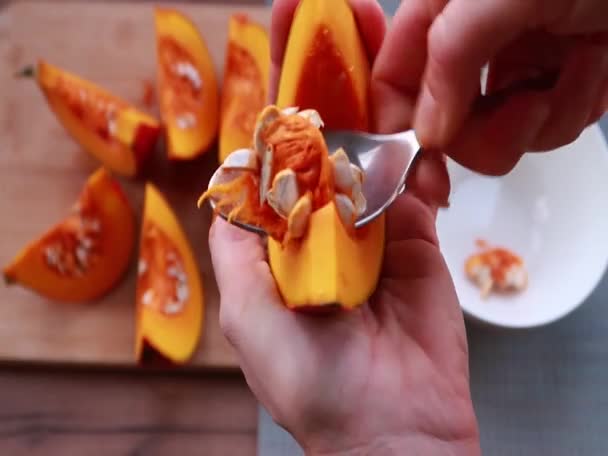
[164,301,184,315]
[141,289,155,307]
[176,112,196,130]
[138,259,147,276]
[174,61,202,90]
[43,213,102,277]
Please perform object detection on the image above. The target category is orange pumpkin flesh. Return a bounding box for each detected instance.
[268,201,385,309]
[276,0,370,131]
[3,167,135,302]
[22,60,161,177]
[155,8,219,160]
[271,0,385,309]
[219,14,270,163]
[136,183,204,364]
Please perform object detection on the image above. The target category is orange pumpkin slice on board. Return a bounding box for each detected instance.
[218,13,270,164]
[155,8,219,160]
[199,105,384,310]
[135,183,204,364]
[3,167,135,302]
[18,60,161,177]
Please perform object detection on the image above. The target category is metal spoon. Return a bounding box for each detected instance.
[207,129,421,235]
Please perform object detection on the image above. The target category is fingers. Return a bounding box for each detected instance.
[444,37,608,174]
[442,89,550,175]
[349,0,387,62]
[546,0,608,34]
[484,30,569,95]
[371,0,439,133]
[532,39,608,150]
[269,0,387,104]
[208,218,287,350]
[405,150,451,215]
[413,0,531,148]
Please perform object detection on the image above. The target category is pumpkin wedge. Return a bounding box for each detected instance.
[276,0,370,131]
[155,8,219,160]
[135,183,204,364]
[219,14,270,163]
[271,0,385,309]
[199,0,385,310]
[199,105,382,310]
[3,167,135,302]
[18,61,161,177]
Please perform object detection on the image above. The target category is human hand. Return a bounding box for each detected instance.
[372,0,608,175]
[209,1,479,454]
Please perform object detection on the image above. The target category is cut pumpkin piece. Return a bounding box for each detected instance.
[219,14,270,163]
[273,0,384,309]
[135,183,204,364]
[199,106,382,309]
[199,106,362,243]
[276,0,370,131]
[155,8,219,160]
[3,167,135,302]
[269,201,384,309]
[18,60,161,177]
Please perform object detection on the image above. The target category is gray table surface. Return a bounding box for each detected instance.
[260,1,608,454]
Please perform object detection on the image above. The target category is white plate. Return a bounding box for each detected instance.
[436,124,608,328]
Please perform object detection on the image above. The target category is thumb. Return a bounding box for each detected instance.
[208,217,287,346]
[208,217,304,406]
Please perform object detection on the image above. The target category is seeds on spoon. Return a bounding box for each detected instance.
[267,169,300,219]
[297,109,324,129]
[222,147,259,171]
[334,193,357,226]
[287,193,313,239]
[330,147,367,217]
[198,105,368,242]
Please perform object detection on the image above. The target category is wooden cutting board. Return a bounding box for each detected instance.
[0,1,271,369]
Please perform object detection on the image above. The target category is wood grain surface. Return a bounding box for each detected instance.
[0,1,271,368]
[0,365,258,455]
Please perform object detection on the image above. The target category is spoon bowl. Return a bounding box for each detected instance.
[207,129,421,235]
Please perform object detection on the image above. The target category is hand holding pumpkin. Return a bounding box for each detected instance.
[208,0,479,454]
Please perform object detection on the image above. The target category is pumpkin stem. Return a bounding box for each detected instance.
[15,64,36,79]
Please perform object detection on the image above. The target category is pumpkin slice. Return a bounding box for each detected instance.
[18,61,161,177]
[135,183,204,364]
[199,106,380,309]
[269,201,384,309]
[3,167,135,302]
[271,0,385,309]
[155,8,219,160]
[276,0,370,131]
[219,14,270,163]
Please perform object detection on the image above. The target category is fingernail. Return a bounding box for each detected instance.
[414,85,447,148]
